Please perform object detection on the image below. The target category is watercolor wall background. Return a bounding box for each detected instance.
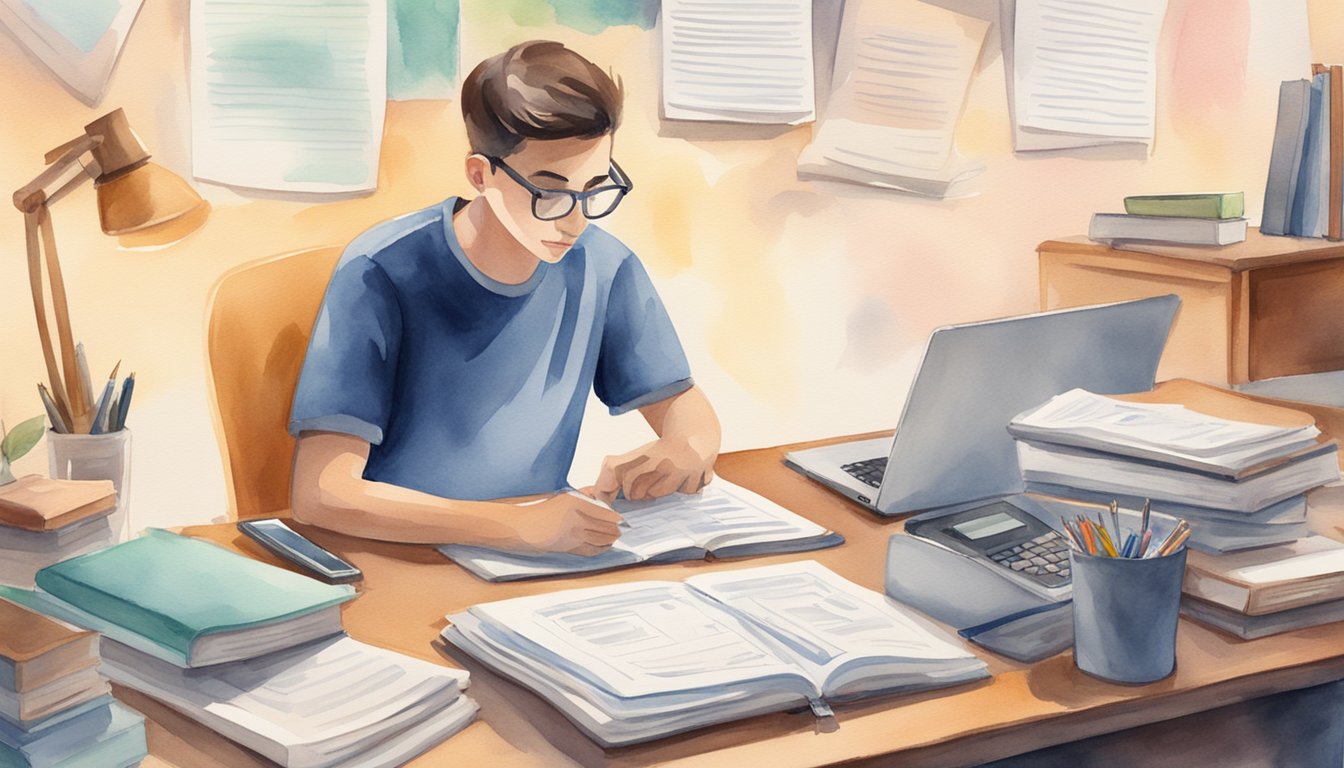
[1,0,1341,529]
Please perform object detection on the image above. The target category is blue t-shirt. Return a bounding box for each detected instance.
[289,198,693,500]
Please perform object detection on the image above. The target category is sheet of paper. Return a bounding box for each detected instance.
[797,0,988,197]
[1011,0,1167,148]
[660,0,815,123]
[190,0,387,194]
[0,0,144,104]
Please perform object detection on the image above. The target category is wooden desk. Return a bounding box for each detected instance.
[134,421,1344,767]
[1038,229,1344,385]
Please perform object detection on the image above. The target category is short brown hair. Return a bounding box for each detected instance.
[461,41,623,158]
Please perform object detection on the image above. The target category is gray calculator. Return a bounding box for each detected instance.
[905,500,1071,589]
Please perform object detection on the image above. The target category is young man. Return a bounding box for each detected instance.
[288,41,720,556]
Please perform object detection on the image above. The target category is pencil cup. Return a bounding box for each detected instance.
[1070,547,1186,684]
[47,429,132,542]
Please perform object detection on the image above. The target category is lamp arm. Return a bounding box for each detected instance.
[12,134,102,214]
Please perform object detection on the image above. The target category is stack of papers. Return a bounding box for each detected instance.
[1010,390,1340,553]
[444,560,987,747]
[1,531,477,767]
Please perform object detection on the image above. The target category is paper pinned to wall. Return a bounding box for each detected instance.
[387,0,460,100]
[1009,0,1168,151]
[190,0,388,195]
[0,0,144,105]
[660,0,815,124]
[797,0,989,198]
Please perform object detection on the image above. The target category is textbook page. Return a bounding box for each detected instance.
[1010,0,1168,150]
[798,0,988,197]
[467,582,814,700]
[190,0,387,193]
[437,480,837,580]
[687,561,986,698]
[660,0,815,124]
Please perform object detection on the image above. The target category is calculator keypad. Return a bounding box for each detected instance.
[987,532,1071,587]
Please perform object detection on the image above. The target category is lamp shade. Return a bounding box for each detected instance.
[95,163,207,235]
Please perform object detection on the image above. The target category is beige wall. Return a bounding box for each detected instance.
[0,0,1339,528]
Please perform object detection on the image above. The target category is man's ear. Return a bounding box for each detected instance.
[464,154,490,192]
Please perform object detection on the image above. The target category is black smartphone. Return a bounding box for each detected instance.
[237,518,363,584]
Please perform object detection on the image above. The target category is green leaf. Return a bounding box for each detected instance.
[2,415,46,462]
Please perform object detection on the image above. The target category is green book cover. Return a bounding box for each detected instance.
[1123,192,1244,219]
[33,530,354,660]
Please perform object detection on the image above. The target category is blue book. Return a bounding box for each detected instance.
[1,530,355,668]
[1290,72,1329,236]
[1262,79,1311,236]
[0,701,146,768]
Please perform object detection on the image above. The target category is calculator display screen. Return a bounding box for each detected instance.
[952,512,1026,541]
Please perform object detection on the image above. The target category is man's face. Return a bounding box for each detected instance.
[475,134,615,263]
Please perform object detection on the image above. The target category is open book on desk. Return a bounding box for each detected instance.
[442,560,988,747]
[437,481,843,581]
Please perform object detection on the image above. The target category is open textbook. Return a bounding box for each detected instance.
[443,560,988,747]
[437,480,842,581]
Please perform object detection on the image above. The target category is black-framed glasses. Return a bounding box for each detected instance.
[486,155,633,221]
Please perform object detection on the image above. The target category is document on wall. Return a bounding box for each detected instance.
[1008,0,1168,151]
[797,0,989,198]
[190,0,387,194]
[0,0,144,105]
[660,0,815,124]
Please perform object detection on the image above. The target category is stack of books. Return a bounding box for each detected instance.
[0,476,118,588]
[1009,389,1341,554]
[0,597,147,768]
[0,530,477,768]
[1181,536,1344,639]
[1262,64,1342,239]
[1089,192,1248,246]
[443,560,988,747]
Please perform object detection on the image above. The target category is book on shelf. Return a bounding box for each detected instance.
[1181,593,1344,640]
[1331,64,1342,240]
[0,699,147,768]
[1261,79,1312,236]
[438,481,843,581]
[0,598,99,693]
[100,635,476,768]
[442,560,988,747]
[3,529,356,667]
[1123,192,1244,219]
[1183,536,1344,615]
[1008,389,1325,479]
[0,476,115,532]
[1088,213,1247,245]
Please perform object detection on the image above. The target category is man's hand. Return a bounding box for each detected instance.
[592,436,717,503]
[506,493,625,556]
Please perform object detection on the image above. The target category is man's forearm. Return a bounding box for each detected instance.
[641,385,721,460]
[291,433,528,545]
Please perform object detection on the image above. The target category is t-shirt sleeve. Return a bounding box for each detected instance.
[288,255,403,444]
[594,254,693,415]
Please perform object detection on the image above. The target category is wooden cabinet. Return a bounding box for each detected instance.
[1038,229,1344,385]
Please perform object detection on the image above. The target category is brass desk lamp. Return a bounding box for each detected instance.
[12,108,208,433]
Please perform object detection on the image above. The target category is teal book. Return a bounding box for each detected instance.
[1123,192,1245,219]
[20,530,354,668]
[0,701,146,768]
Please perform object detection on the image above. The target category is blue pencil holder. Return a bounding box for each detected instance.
[1070,547,1187,684]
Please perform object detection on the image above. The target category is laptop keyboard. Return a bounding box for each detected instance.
[841,457,887,488]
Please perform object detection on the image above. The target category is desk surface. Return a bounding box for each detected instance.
[137,399,1344,767]
[1040,228,1344,270]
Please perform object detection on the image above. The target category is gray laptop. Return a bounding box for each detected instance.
[785,295,1180,516]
